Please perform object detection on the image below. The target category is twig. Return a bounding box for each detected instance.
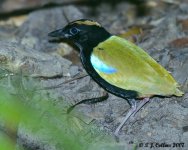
[40,73,89,90]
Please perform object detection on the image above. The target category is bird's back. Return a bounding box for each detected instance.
[91,36,183,98]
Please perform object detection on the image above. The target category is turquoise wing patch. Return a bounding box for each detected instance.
[90,54,117,74]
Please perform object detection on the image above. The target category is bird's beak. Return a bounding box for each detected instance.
[48,29,70,42]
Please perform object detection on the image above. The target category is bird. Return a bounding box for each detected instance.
[48,19,184,136]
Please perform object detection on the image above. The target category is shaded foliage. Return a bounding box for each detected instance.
[0,74,128,150]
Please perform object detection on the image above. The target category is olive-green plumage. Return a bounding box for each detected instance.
[92,35,183,98]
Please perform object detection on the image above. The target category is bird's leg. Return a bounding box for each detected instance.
[132,98,150,117]
[114,99,137,136]
[114,98,150,136]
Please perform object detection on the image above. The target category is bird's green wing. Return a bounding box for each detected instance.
[91,36,183,98]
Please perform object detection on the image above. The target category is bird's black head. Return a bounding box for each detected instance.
[48,19,111,51]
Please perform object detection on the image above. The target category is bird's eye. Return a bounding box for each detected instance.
[70,27,79,35]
